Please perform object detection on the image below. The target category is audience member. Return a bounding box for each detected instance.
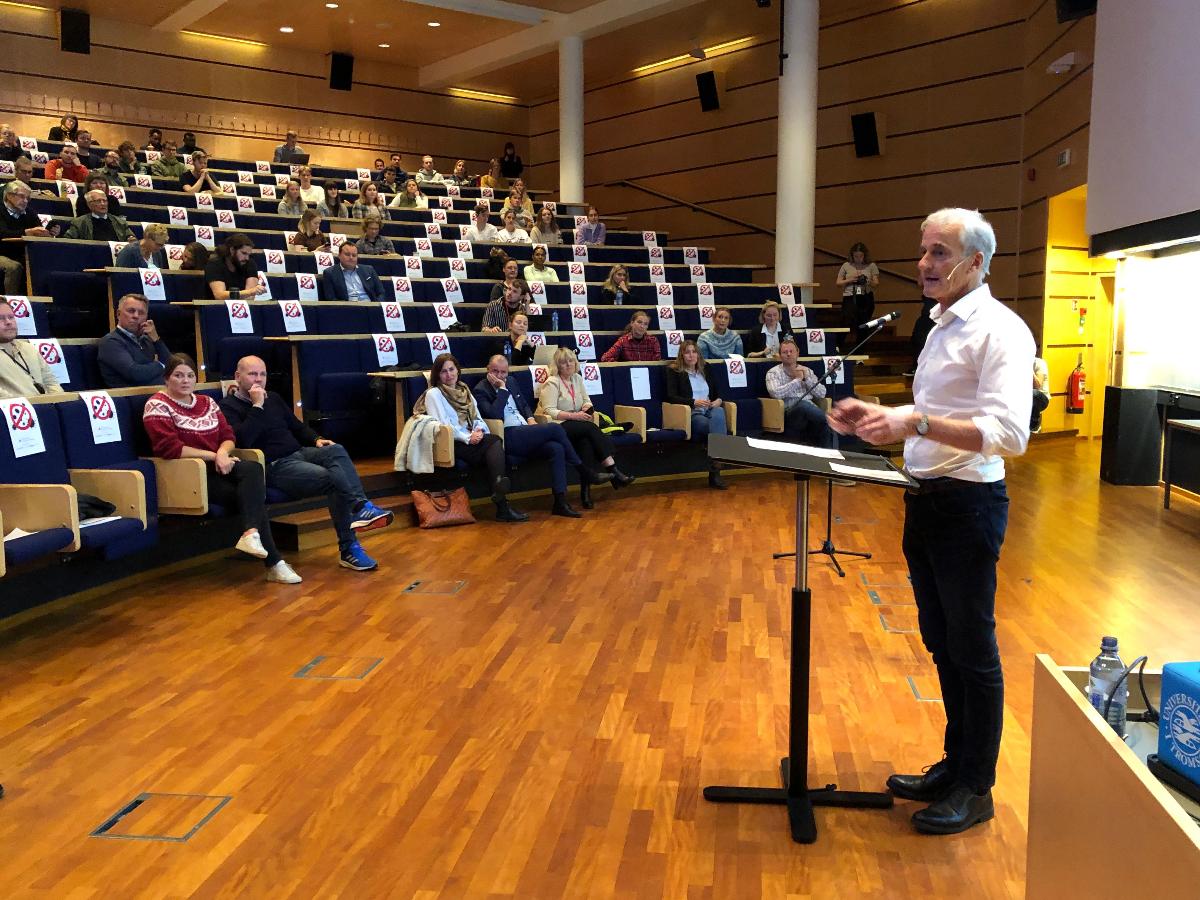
[143,128,164,152]
[179,150,223,195]
[0,181,52,293]
[114,223,169,269]
[480,158,503,192]
[666,339,728,488]
[94,150,127,187]
[601,310,661,362]
[494,209,529,244]
[150,141,188,179]
[485,247,510,280]
[142,353,301,584]
[180,132,206,155]
[116,141,147,176]
[0,124,21,162]
[502,186,533,229]
[273,130,305,163]
[74,130,100,169]
[290,209,330,253]
[97,293,171,387]
[765,336,837,449]
[486,311,535,366]
[523,244,559,284]
[45,143,88,183]
[414,155,443,185]
[355,218,395,256]
[744,301,792,359]
[296,166,323,204]
[601,265,635,305]
[75,174,120,217]
[387,153,406,181]
[444,159,471,187]
[836,242,879,351]
[205,234,266,300]
[376,166,401,196]
[575,206,607,245]
[536,346,634,507]
[64,190,131,241]
[277,180,306,217]
[907,295,937,375]
[697,307,743,359]
[12,157,44,190]
[47,114,79,142]
[482,274,531,332]
[500,142,524,180]
[0,297,62,398]
[322,242,384,301]
[371,157,385,177]
[350,182,391,221]
[530,206,561,246]
[220,355,393,572]
[464,204,498,243]
[416,352,525,522]
[317,180,350,218]
[1031,357,1050,433]
[181,241,210,271]
[473,354,608,518]
[389,179,428,210]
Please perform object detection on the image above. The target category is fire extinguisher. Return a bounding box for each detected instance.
[1067,354,1086,415]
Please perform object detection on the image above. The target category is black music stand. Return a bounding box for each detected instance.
[703,433,916,844]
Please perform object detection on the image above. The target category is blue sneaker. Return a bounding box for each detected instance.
[339,541,377,571]
[351,501,394,532]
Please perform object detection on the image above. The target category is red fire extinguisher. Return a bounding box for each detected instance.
[1067,355,1086,415]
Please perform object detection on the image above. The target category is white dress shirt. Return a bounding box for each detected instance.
[901,282,1034,482]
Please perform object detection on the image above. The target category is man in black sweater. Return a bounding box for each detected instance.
[219,356,393,572]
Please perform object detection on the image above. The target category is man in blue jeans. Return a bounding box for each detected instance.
[472,355,611,518]
[828,208,1033,835]
[220,355,392,571]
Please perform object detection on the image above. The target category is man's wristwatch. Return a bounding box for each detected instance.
[914,413,930,436]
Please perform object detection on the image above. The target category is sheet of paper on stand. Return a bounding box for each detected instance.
[745,437,844,459]
[829,462,910,483]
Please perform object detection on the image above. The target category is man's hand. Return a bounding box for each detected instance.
[142,319,160,343]
[828,398,912,445]
[526,417,538,426]
[315,438,335,448]
[248,384,266,408]
[487,372,506,390]
[483,325,501,334]
[25,226,51,238]
[214,450,235,475]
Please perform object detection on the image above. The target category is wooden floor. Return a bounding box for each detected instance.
[0,439,1197,899]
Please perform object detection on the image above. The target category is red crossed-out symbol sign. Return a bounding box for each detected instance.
[218,211,233,224]
[385,304,400,317]
[90,394,114,420]
[406,257,422,270]
[649,246,663,258]
[659,307,673,318]
[685,247,698,259]
[443,279,458,291]
[809,330,823,343]
[198,227,213,239]
[431,335,448,350]
[450,259,464,271]
[571,283,586,296]
[230,302,249,318]
[534,367,549,384]
[790,305,805,318]
[657,283,673,296]
[691,265,705,276]
[651,265,663,276]
[572,304,588,318]
[583,364,598,380]
[701,306,715,318]
[284,302,302,317]
[9,298,28,317]
[529,333,544,345]
[268,251,283,264]
[9,402,34,430]
[729,359,744,374]
[577,332,592,347]
[643,231,655,242]
[779,283,794,296]
[426,224,440,236]
[437,304,453,317]
[38,342,60,363]
[699,283,713,296]
[417,240,431,250]
[377,336,395,352]
[170,208,185,221]
[569,263,583,274]
[299,275,315,290]
[396,278,410,291]
[239,197,254,209]
[668,331,683,345]
[530,282,544,294]
[143,270,161,287]
[457,242,470,253]
[169,246,183,260]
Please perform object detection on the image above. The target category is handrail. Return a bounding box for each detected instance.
[607,178,917,285]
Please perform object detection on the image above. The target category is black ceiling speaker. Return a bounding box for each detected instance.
[696,71,720,112]
[330,52,354,91]
[850,111,882,158]
[60,8,90,55]
[1056,0,1097,23]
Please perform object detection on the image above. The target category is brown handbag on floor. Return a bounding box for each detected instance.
[411,487,475,528]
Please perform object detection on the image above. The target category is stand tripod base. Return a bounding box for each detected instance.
[704,759,894,844]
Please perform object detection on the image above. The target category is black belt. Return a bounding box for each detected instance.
[906,476,1000,496]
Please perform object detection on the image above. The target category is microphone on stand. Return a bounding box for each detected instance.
[861,310,901,330]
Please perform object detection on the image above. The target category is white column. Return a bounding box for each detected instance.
[558,34,585,205]
[774,0,820,284]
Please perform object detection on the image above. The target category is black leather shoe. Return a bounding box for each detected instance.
[579,482,594,509]
[609,467,635,489]
[581,468,614,485]
[495,501,529,523]
[911,785,994,835]
[886,758,956,802]
[552,494,583,518]
[708,469,728,490]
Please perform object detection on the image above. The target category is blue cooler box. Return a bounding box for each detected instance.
[1158,661,1200,787]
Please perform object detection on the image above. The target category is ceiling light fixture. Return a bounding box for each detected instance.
[632,36,753,75]
[279,26,294,33]
[325,2,339,7]
[448,87,520,103]
[180,30,269,48]
[378,43,390,48]
[0,0,51,10]
[428,21,441,27]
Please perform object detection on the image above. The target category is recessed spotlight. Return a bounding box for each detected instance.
[325,2,338,7]
[378,43,390,48]
[279,26,294,33]
[428,21,440,27]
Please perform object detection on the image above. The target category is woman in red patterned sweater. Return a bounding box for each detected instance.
[600,310,661,362]
[142,354,301,584]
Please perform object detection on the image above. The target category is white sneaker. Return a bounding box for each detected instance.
[235,530,268,559]
[266,560,302,584]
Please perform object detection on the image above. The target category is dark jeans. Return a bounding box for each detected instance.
[841,290,875,350]
[503,423,581,494]
[902,479,1009,793]
[455,432,506,484]
[784,400,837,449]
[206,460,281,566]
[557,418,614,469]
[269,444,368,552]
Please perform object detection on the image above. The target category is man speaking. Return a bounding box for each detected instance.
[828,208,1033,836]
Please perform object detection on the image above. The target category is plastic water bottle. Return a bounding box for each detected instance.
[551,310,560,332]
[503,339,512,359]
[1088,635,1128,737]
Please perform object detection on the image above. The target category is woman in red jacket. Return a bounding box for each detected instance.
[142,354,301,584]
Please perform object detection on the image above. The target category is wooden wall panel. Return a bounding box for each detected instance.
[817,167,1022,226]
[1022,70,1093,163]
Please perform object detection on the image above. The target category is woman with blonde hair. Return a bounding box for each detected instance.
[277,179,306,218]
[601,264,635,305]
[536,346,634,507]
[745,300,793,359]
[480,158,503,192]
[389,178,428,210]
[665,338,728,488]
[350,181,391,221]
[290,209,329,252]
[529,206,561,245]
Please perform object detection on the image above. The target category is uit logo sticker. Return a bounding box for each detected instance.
[1162,692,1200,768]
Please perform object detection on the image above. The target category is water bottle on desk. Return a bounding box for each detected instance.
[551,310,560,332]
[1088,635,1128,737]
